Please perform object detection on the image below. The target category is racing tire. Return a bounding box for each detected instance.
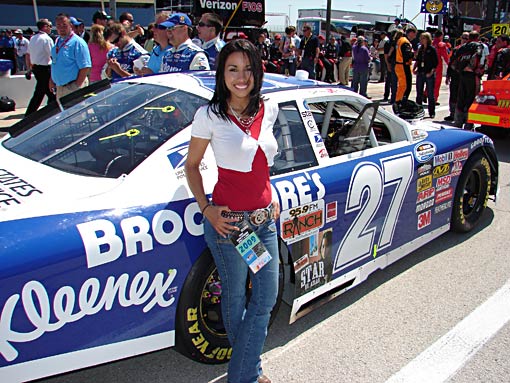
[451,153,491,233]
[175,247,284,364]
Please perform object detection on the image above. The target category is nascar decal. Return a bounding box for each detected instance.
[0,168,43,207]
[280,200,325,244]
[414,141,436,163]
[334,153,414,272]
[291,228,333,296]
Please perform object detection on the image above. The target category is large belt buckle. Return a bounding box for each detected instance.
[249,208,269,226]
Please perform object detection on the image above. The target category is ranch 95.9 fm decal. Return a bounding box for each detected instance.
[280,200,325,244]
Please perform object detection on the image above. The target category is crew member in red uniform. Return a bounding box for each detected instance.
[432,30,449,105]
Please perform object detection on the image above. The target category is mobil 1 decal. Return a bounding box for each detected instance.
[333,153,414,273]
[291,228,333,296]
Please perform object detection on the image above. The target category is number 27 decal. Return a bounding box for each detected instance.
[333,153,414,272]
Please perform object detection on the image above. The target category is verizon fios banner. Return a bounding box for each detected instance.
[193,0,265,27]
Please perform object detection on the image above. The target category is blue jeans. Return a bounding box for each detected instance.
[416,72,435,116]
[204,217,279,383]
[351,68,369,97]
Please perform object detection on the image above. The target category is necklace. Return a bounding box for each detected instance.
[229,105,256,135]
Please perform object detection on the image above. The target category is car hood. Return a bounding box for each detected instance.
[0,146,122,220]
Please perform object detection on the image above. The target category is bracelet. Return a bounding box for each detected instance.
[201,202,212,214]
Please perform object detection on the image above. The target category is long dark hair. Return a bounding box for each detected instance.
[208,39,263,121]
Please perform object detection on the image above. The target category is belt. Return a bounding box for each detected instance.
[221,204,274,226]
[59,80,76,87]
[33,64,50,67]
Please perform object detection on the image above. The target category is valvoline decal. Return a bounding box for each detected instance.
[0,199,206,367]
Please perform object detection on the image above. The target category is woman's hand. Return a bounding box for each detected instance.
[203,205,240,238]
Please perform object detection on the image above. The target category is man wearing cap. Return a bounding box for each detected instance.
[70,17,90,43]
[49,13,91,100]
[196,12,225,70]
[92,10,111,27]
[160,13,209,73]
[25,19,56,116]
[134,11,171,76]
[13,29,29,73]
[105,22,147,79]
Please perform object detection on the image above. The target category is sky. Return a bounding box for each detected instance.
[265,0,424,28]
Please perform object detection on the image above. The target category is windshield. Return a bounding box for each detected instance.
[4,83,208,178]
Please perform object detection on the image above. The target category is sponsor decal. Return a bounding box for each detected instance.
[435,187,453,204]
[451,161,463,177]
[280,200,325,244]
[470,136,493,150]
[417,175,433,192]
[411,129,429,142]
[326,201,337,223]
[453,148,469,161]
[319,148,328,158]
[417,210,432,230]
[434,200,452,214]
[0,168,43,207]
[416,187,435,203]
[433,163,450,178]
[167,142,207,179]
[417,163,432,176]
[314,133,324,145]
[416,198,434,213]
[414,141,437,163]
[433,151,454,166]
[435,175,451,191]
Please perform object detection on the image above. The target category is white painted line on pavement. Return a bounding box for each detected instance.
[386,278,510,383]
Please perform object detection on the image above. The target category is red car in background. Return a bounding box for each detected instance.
[468,74,510,133]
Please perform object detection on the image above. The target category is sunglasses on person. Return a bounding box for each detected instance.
[461,36,468,40]
[111,34,121,44]
[198,21,214,27]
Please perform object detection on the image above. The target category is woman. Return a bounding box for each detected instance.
[87,24,112,82]
[413,32,438,118]
[185,39,280,383]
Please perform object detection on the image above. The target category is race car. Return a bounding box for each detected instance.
[468,73,510,131]
[0,71,498,382]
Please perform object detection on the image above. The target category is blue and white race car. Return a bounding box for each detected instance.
[0,72,498,382]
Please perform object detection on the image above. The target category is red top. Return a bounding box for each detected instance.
[212,104,273,211]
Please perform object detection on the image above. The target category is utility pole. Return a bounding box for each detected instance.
[325,0,332,41]
[109,0,117,21]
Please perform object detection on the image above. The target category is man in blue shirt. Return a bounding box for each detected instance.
[105,22,147,79]
[160,13,209,73]
[49,13,91,100]
[196,12,225,70]
[0,29,16,75]
[134,11,171,76]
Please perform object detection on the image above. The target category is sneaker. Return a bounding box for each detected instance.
[444,115,454,121]
[430,114,435,119]
[435,101,440,106]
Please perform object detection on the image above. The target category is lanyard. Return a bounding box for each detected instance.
[56,32,74,55]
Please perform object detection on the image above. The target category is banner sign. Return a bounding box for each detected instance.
[420,0,448,14]
[193,0,265,27]
[493,24,510,37]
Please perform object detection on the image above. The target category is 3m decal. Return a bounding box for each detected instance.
[417,175,433,192]
[417,210,431,230]
[433,163,450,178]
[280,200,324,244]
[334,153,414,272]
[414,142,437,163]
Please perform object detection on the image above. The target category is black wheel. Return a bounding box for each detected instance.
[175,247,284,364]
[451,153,491,232]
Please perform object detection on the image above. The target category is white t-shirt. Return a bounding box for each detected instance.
[191,100,279,172]
[27,32,54,65]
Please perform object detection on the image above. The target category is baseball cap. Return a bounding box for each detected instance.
[274,34,281,39]
[159,13,192,28]
[92,10,111,22]
[14,29,23,34]
[70,17,83,26]
[237,32,248,39]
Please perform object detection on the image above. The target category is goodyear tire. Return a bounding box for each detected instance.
[451,153,491,232]
[175,247,284,364]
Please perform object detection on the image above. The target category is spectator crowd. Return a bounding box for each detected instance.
[1,11,510,126]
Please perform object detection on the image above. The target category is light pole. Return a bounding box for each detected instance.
[357,5,363,13]
[288,4,292,25]
[402,0,405,19]
[394,4,400,17]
